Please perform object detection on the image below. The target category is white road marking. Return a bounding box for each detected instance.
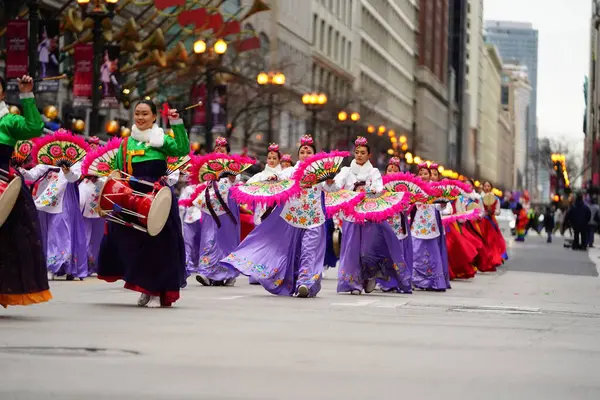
[375,302,408,308]
[449,305,542,315]
[332,300,380,307]
[588,247,600,277]
[217,295,247,300]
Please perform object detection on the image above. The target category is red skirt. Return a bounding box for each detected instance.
[240,213,255,241]
[445,222,478,279]
[480,216,505,266]
[466,220,497,272]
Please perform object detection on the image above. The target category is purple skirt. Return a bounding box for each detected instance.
[83,217,105,274]
[411,211,450,290]
[197,195,240,281]
[183,220,202,276]
[221,206,325,297]
[338,221,412,293]
[38,183,88,279]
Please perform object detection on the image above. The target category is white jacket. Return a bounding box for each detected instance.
[22,162,82,214]
[79,176,106,218]
[180,184,202,224]
[247,164,282,225]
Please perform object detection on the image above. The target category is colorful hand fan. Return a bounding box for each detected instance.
[32,129,90,168]
[430,179,472,202]
[167,154,192,174]
[81,137,122,177]
[350,191,410,223]
[178,183,208,207]
[12,140,34,167]
[441,208,482,227]
[230,179,300,207]
[292,151,349,187]
[324,190,366,218]
[383,172,435,204]
[189,153,255,185]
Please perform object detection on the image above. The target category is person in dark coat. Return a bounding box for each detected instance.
[566,194,591,250]
[543,206,555,243]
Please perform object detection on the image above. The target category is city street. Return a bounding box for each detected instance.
[2,233,600,400]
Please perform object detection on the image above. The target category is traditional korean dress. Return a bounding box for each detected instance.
[22,162,88,279]
[480,194,507,264]
[378,212,413,292]
[79,176,106,274]
[334,160,412,294]
[456,193,496,272]
[220,164,329,297]
[444,201,478,280]
[195,177,241,284]
[97,121,188,306]
[179,183,203,276]
[0,95,52,307]
[410,203,450,290]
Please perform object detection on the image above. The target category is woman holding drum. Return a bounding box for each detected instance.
[97,100,188,308]
[0,75,52,308]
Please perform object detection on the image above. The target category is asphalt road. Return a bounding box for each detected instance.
[1,233,600,400]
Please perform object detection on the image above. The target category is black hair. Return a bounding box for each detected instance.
[355,144,371,154]
[267,149,282,160]
[466,179,476,187]
[135,100,157,115]
[0,76,6,94]
[482,180,493,188]
[298,143,317,155]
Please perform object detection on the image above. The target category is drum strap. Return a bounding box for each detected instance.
[213,180,237,226]
[205,180,238,228]
[205,186,221,228]
[261,205,276,221]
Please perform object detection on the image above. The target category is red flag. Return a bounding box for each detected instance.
[155,0,185,10]
[234,37,261,53]
[218,20,241,38]
[208,12,224,32]
[177,8,208,28]
[4,20,28,78]
[73,44,93,98]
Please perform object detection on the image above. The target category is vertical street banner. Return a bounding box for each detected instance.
[100,45,122,109]
[73,44,93,105]
[5,20,29,79]
[37,20,60,92]
[211,85,228,134]
[191,83,207,126]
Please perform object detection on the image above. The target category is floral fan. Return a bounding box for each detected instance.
[430,179,472,202]
[11,140,34,167]
[383,172,435,204]
[441,208,482,227]
[324,190,366,218]
[189,153,255,185]
[350,191,410,223]
[230,179,300,207]
[81,137,122,177]
[167,154,192,174]
[32,129,90,168]
[292,150,349,187]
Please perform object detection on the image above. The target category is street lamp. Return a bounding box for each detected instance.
[77,0,119,137]
[338,110,361,148]
[193,38,229,151]
[257,71,286,145]
[302,91,328,143]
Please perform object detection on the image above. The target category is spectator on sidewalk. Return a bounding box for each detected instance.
[514,203,528,242]
[566,194,591,251]
[543,206,555,243]
[553,206,563,235]
[588,198,600,248]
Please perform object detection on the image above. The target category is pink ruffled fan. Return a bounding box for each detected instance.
[383,172,435,204]
[230,179,300,207]
[324,190,366,218]
[350,191,410,223]
[292,150,349,187]
[189,153,255,185]
[441,208,482,227]
[430,179,472,202]
[81,137,122,177]
[32,129,90,167]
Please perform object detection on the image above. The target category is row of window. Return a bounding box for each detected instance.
[312,63,352,102]
[361,71,413,126]
[319,0,354,27]
[313,14,352,69]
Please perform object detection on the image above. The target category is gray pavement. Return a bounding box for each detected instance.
[2,234,600,399]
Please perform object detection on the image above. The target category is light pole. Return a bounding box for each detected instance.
[194,38,228,151]
[257,71,285,145]
[337,110,360,149]
[302,92,327,145]
[77,0,119,136]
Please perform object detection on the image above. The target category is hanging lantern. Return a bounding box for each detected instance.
[120,127,131,137]
[43,105,59,120]
[73,119,86,132]
[106,120,120,136]
[191,142,200,152]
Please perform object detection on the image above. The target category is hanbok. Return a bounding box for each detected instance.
[79,176,106,274]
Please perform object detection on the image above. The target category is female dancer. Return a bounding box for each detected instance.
[280,154,293,170]
[97,100,188,307]
[481,180,507,264]
[21,157,88,281]
[411,163,450,291]
[221,135,329,298]
[195,136,241,287]
[0,75,52,307]
[179,175,203,276]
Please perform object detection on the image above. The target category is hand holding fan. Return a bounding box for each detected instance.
[230,179,300,207]
[81,137,122,177]
[324,189,366,217]
[189,153,256,185]
[167,154,192,175]
[350,191,410,223]
[12,140,34,167]
[430,179,472,202]
[292,150,349,188]
[383,172,435,204]
[441,208,482,227]
[32,129,90,168]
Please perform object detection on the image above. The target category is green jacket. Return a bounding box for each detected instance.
[114,120,189,174]
[0,94,45,147]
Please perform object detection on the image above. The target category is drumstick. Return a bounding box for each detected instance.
[173,102,203,112]
[11,74,68,83]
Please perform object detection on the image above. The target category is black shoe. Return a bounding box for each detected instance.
[195,274,210,286]
[66,275,74,281]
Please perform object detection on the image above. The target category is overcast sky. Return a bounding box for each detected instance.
[484,0,590,151]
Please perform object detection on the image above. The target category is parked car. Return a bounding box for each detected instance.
[496,208,516,236]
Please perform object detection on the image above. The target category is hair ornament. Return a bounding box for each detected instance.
[215,137,228,147]
[300,134,314,146]
[268,143,280,152]
[281,154,292,163]
[388,157,400,167]
[89,136,100,145]
[354,136,368,147]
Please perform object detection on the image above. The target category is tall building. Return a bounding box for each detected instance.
[479,43,502,184]
[465,0,484,176]
[497,109,515,190]
[484,20,539,189]
[414,0,450,164]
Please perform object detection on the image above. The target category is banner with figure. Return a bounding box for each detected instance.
[190,83,228,134]
[73,44,93,105]
[100,45,122,109]
[37,20,60,92]
[5,20,29,79]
